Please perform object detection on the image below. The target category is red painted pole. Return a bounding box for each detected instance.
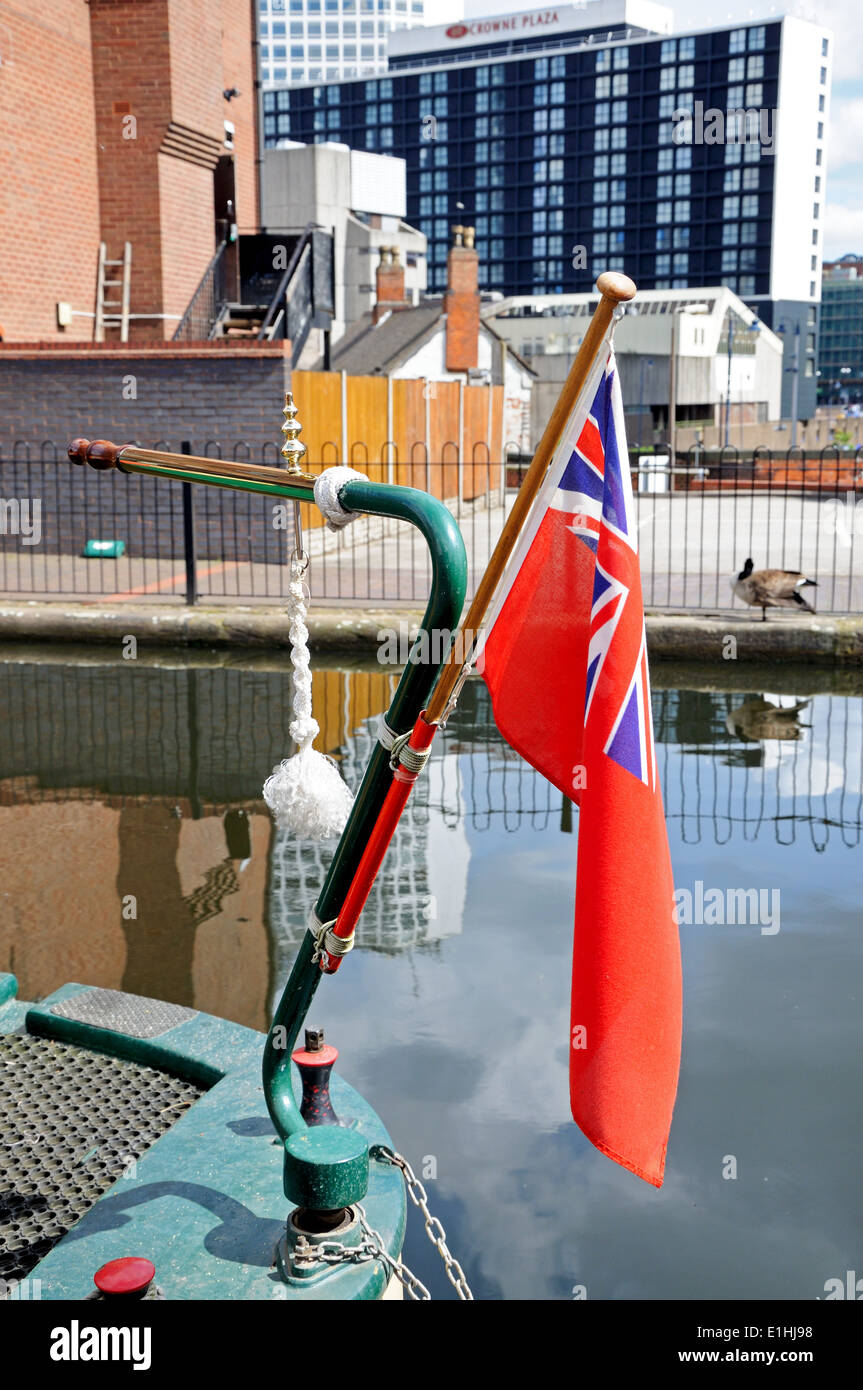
[320,713,436,974]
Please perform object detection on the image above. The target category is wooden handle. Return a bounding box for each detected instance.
[68,438,126,470]
[424,270,636,726]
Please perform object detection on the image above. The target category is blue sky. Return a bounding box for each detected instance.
[430,0,862,258]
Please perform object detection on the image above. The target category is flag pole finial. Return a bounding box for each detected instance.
[595,272,637,304]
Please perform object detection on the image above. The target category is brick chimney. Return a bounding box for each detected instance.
[444,225,480,372]
[373,246,408,323]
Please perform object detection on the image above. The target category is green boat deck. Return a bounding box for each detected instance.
[0,973,405,1300]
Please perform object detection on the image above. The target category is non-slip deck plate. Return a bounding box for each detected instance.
[50,987,197,1038]
[0,1033,203,1291]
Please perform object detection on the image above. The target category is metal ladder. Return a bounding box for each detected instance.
[95,242,132,342]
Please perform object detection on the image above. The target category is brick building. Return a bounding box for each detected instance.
[0,0,259,344]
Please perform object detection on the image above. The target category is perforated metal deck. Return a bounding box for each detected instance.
[0,1032,204,1291]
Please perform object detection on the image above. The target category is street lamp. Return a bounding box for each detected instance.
[668,300,709,467]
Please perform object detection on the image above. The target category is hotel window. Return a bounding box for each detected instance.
[609,205,625,227]
[729,29,746,54]
[596,75,611,98]
[722,223,738,245]
[727,86,744,108]
[594,232,608,253]
[747,54,764,78]
[534,109,548,131]
[674,200,690,222]
[723,196,740,219]
[820,66,827,83]
[816,148,822,165]
[380,128,393,147]
[476,91,489,113]
[436,71,448,91]
[433,170,446,189]
[679,36,695,60]
[548,184,564,206]
[594,179,608,202]
[678,64,694,88]
[419,73,431,93]
[594,153,609,177]
[660,66,676,91]
[593,206,608,228]
[814,202,819,218]
[550,81,565,104]
[534,83,548,105]
[611,152,625,174]
[674,226,689,247]
[533,236,547,257]
[536,160,549,182]
[419,172,431,191]
[610,127,627,149]
[656,201,671,223]
[656,254,671,275]
[326,108,340,128]
[819,94,825,112]
[419,195,432,216]
[811,255,817,271]
[596,49,611,72]
[745,84,763,106]
[612,73,628,95]
[741,194,758,217]
[657,148,673,171]
[660,39,675,63]
[549,133,564,155]
[594,128,610,150]
[740,222,756,244]
[656,227,670,248]
[535,57,549,79]
[673,253,689,274]
[724,167,741,191]
[550,108,565,130]
[613,46,628,69]
[532,210,546,232]
[725,142,742,164]
[595,102,610,124]
[549,209,563,229]
[675,173,690,196]
[740,249,757,270]
[360,43,374,57]
[742,165,759,189]
[748,26,765,49]
[722,250,738,272]
[743,141,760,163]
[657,174,672,198]
[659,94,676,118]
[264,115,276,136]
[817,121,823,138]
[740,276,756,295]
[549,158,564,181]
[812,229,818,244]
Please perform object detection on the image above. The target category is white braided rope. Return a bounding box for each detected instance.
[262,557,354,840]
[314,465,369,532]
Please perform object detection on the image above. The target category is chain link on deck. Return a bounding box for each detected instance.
[371,1144,474,1300]
[293,1145,473,1300]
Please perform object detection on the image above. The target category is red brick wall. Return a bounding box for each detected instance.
[444,246,480,372]
[0,0,101,342]
[220,0,258,235]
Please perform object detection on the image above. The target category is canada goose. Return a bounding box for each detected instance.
[732,559,817,620]
[725,696,810,742]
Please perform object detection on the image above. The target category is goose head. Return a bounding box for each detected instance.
[737,558,754,581]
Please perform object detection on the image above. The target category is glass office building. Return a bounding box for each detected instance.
[258,0,426,87]
[262,3,831,414]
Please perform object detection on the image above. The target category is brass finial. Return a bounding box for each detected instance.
[280,391,306,473]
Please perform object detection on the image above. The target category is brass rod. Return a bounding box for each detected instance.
[117,445,318,492]
[424,270,636,726]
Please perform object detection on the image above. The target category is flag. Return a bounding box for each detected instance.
[479,346,681,1187]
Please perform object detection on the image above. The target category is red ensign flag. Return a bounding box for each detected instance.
[480,348,681,1186]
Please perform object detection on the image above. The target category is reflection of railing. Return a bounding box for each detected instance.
[0,662,860,854]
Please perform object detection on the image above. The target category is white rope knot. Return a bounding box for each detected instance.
[263,556,354,840]
[314,465,369,532]
[308,908,355,963]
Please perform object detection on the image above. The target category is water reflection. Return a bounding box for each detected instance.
[0,652,861,1020]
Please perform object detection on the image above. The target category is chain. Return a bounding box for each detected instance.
[291,1206,431,1300]
[290,1147,474,1301]
[371,1144,474,1301]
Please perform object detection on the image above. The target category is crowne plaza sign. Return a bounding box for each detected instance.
[445,10,562,41]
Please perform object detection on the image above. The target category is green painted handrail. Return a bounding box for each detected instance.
[262,478,468,1142]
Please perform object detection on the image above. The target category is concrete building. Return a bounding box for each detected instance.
[263,0,832,418]
[818,254,863,406]
[257,0,428,88]
[483,285,783,448]
[261,140,427,338]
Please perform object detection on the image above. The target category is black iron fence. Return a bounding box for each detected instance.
[1,441,862,612]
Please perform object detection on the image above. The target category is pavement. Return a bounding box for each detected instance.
[0,599,862,665]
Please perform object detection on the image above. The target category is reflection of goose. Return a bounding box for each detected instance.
[732,558,817,619]
[725,696,810,742]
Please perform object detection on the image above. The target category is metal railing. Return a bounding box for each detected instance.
[1,442,862,612]
[172,240,229,343]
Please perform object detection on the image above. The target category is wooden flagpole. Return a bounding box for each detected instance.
[319,271,636,972]
[424,270,636,726]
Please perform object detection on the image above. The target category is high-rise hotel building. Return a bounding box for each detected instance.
[262,1,831,414]
[257,0,426,87]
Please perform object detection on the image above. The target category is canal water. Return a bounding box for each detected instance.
[0,647,860,1301]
